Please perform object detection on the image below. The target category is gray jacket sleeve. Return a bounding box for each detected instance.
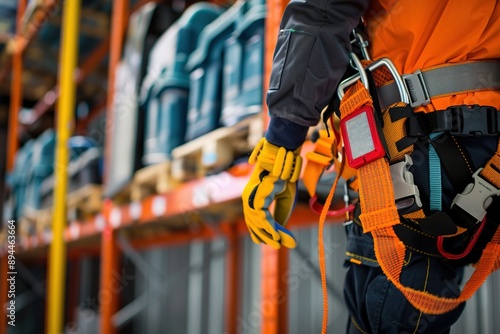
[266,0,369,127]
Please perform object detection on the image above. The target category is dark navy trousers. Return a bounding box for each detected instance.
[342,135,500,333]
[343,222,465,334]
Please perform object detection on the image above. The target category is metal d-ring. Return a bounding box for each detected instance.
[366,58,410,104]
[338,56,410,104]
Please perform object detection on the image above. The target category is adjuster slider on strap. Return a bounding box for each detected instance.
[402,69,431,108]
[390,155,422,213]
[452,168,500,226]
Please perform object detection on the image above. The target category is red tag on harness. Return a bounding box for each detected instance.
[340,105,386,169]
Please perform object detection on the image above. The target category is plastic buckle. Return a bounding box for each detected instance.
[402,69,430,108]
[340,105,386,168]
[451,168,500,226]
[448,105,498,137]
[390,155,422,213]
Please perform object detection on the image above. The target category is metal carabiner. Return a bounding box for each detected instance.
[337,53,369,101]
[350,30,371,61]
[338,57,410,105]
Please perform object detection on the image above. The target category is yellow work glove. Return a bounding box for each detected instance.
[242,138,303,249]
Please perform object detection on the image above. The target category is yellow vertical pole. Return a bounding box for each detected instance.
[46,0,81,333]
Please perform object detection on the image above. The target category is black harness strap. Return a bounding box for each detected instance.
[430,133,474,193]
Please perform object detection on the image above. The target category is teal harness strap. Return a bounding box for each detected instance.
[429,133,442,210]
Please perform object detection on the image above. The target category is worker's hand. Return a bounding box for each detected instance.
[242,138,303,249]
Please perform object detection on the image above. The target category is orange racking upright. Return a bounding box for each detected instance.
[258,0,292,330]
[100,0,129,330]
[5,0,27,172]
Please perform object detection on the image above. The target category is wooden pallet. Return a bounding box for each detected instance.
[0,228,6,245]
[35,208,53,235]
[171,114,263,181]
[131,161,178,202]
[66,184,103,221]
[109,183,133,206]
[19,215,38,238]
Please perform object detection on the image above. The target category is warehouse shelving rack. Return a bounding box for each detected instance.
[0,0,343,333]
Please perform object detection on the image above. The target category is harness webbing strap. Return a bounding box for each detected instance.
[378,60,500,110]
[481,143,500,184]
[339,80,500,315]
[430,134,474,193]
[428,133,442,211]
[303,132,336,197]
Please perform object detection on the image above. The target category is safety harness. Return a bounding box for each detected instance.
[305,52,500,318]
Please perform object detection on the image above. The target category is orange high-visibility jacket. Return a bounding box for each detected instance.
[367,0,500,112]
[266,0,500,134]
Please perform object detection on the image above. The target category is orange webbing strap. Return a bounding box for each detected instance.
[303,129,359,198]
[339,80,500,315]
[480,143,500,185]
[303,130,337,197]
[318,162,343,334]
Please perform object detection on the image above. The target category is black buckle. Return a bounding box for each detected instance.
[405,113,427,137]
[447,105,498,136]
[405,105,499,138]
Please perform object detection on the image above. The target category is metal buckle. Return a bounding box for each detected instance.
[338,57,410,104]
[402,69,430,108]
[451,168,500,225]
[390,155,422,213]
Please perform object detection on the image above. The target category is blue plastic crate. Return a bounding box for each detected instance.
[11,140,34,218]
[142,3,221,164]
[145,76,190,163]
[0,1,17,36]
[33,129,56,178]
[38,136,103,209]
[221,5,266,126]
[221,34,243,125]
[185,1,247,141]
[24,129,56,211]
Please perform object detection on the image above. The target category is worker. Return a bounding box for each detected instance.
[241,0,500,333]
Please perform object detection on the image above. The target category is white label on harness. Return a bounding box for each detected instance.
[344,112,375,159]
